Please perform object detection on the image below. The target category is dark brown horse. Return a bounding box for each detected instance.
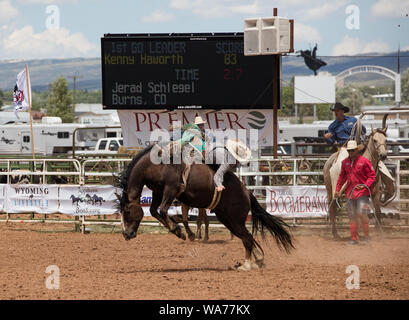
[116,145,294,271]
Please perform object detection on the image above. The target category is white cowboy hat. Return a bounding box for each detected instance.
[346,140,358,150]
[226,138,251,163]
[194,116,206,125]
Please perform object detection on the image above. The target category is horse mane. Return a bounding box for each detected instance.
[115,145,153,211]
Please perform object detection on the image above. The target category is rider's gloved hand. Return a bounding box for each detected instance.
[216,185,225,192]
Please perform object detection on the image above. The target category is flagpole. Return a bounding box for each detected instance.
[25,64,35,160]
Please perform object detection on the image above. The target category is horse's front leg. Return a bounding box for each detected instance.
[150,192,170,229]
[330,200,341,239]
[159,186,186,240]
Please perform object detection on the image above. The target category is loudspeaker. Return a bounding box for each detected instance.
[261,17,290,55]
[244,18,260,56]
[244,16,292,56]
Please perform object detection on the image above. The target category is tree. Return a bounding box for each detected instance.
[336,85,364,115]
[0,89,4,107]
[402,67,409,104]
[279,85,294,117]
[46,77,74,123]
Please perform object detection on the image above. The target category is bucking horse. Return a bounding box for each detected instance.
[115,145,294,271]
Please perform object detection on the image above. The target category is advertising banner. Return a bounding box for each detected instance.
[266,186,328,218]
[118,109,275,148]
[59,185,119,216]
[0,184,4,212]
[4,184,58,214]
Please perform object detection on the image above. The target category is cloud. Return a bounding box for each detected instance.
[294,22,321,45]
[371,0,409,18]
[304,0,350,20]
[141,10,176,23]
[0,0,18,23]
[332,35,391,55]
[1,25,99,59]
[17,0,79,3]
[170,0,261,18]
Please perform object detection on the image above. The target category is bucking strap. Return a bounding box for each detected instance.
[208,188,222,211]
[176,164,191,197]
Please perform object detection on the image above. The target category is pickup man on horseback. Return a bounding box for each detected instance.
[324,102,366,147]
[334,140,376,244]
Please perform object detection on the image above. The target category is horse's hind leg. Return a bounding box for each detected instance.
[195,211,202,240]
[198,208,209,242]
[181,203,196,241]
[228,223,262,271]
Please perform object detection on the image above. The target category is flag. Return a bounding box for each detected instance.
[13,66,31,119]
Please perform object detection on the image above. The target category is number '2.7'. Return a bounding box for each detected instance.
[224,68,243,81]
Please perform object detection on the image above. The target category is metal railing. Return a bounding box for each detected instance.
[0,158,81,184]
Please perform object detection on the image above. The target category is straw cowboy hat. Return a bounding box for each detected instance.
[194,116,206,125]
[346,140,358,150]
[226,138,251,163]
[331,102,350,113]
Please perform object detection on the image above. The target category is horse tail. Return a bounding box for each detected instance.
[249,192,294,253]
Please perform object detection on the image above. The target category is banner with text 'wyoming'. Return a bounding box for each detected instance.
[4,184,58,214]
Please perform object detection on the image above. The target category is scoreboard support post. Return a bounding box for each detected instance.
[272,55,281,159]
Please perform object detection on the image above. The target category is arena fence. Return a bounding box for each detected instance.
[0,156,408,233]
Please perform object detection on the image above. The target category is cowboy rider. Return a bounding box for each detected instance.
[334,140,376,245]
[207,139,251,192]
[324,102,366,146]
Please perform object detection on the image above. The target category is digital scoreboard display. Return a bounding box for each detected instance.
[101,33,279,110]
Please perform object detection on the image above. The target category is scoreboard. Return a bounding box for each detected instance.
[101,33,279,110]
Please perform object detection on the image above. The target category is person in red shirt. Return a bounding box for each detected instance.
[335,140,377,244]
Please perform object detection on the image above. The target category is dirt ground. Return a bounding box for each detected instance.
[0,223,408,300]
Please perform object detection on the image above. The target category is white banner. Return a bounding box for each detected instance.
[139,187,214,216]
[118,109,275,148]
[59,185,119,216]
[4,184,58,214]
[266,186,328,218]
[0,184,4,212]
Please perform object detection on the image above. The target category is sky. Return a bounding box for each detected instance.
[0,0,408,60]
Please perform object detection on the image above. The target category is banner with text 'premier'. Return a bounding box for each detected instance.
[118,109,274,148]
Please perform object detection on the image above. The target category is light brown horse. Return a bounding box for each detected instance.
[323,128,388,238]
[116,145,294,271]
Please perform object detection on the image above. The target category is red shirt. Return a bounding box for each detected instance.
[336,154,376,199]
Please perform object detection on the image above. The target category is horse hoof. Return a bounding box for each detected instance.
[254,260,265,269]
[188,234,196,242]
[333,234,341,240]
[235,260,252,271]
[203,237,209,243]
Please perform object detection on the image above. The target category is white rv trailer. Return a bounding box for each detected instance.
[0,118,122,155]
[278,117,405,142]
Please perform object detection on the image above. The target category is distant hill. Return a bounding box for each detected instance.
[1,51,408,92]
[0,58,101,92]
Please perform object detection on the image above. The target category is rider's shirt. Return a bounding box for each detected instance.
[336,154,376,199]
[180,124,205,153]
[326,116,366,145]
